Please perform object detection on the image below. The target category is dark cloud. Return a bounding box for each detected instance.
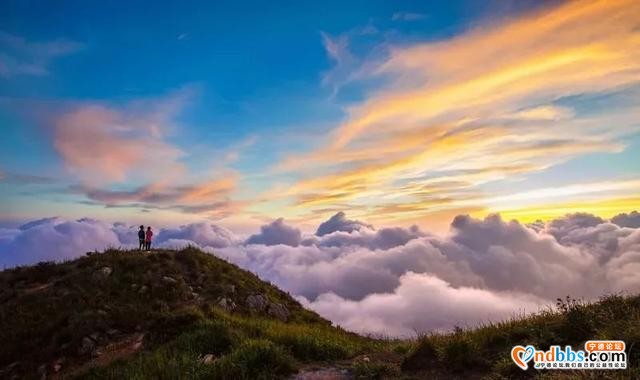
[68,184,239,220]
[74,179,234,206]
[545,212,605,243]
[315,211,372,236]
[304,225,425,250]
[611,211,640,228]
[19,217,61,230]
[246,218,302,246]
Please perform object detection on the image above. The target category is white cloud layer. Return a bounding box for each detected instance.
[1,211,639,336]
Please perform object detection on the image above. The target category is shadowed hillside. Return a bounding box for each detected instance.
[0,248,638,379]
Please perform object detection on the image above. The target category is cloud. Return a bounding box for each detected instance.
[306,225,425,251]
[0,228,20,246]
[246,218,302,246]
[44,88,245,219]
[545,212,605,241]
[223,212,640,334]
[319,26,379,96]
[276,0,640,223]
[0,218,235,267]
[509,105,575,121]
[391,12,427,22]
[71,175,240,218]
[53,90,192,185]
[320,31,357,96]
[303,272,544,336]
[315,211,372,236]
[19,217,62,230]
[2,211,639,336]
[611,211,640,228]
[156,223,236,249]
[0,30,83,77]
[0,171,56,185]
[0,218,124,268]
[444,214,598,298]
[76,178,234,204]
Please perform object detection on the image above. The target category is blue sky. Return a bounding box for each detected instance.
[1,0,639,231]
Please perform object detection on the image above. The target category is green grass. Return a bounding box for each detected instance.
[402,294,640,379]
[80,311,378,380]
[206,339,297,380]
[216,311,373,361]
[1,248,639,379]
[0,248,328,378]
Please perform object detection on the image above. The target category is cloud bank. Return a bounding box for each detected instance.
[1,211,639,336]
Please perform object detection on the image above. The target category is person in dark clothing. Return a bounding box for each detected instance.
[145,226,153,251]
[138,225,145,250]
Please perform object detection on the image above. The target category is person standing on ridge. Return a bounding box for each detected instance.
[138,225,145,250]
[145,226,153,251]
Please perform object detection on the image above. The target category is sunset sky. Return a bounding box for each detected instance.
[1,0,639,233]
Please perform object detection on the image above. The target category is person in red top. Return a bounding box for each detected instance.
[145,226,153,251]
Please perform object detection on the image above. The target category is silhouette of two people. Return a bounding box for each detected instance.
[138,225,153,251]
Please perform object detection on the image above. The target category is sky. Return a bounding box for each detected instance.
[1,0,638,233]
[1,0,640,335]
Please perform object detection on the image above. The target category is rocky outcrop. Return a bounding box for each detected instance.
[246,294,290,321]
[246,294,268,311]
[217,297,237,312]
[267,302,290,322]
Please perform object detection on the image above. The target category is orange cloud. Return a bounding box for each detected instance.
[53,89,192,186]
[333,0,640,147]
[273,0,640,223]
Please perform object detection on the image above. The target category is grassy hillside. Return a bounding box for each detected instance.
[402,294,640,379]
[0,247,638,379]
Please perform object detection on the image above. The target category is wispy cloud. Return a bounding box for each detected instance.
[276,0,640,223]
[0,30,83,78]
[391,12,427,22]
[320,31,357,97]
[0,170,56,185]
[319,25,380,96]
[68,175,244,220]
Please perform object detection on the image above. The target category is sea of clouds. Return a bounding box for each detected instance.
[1,210,639,336]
